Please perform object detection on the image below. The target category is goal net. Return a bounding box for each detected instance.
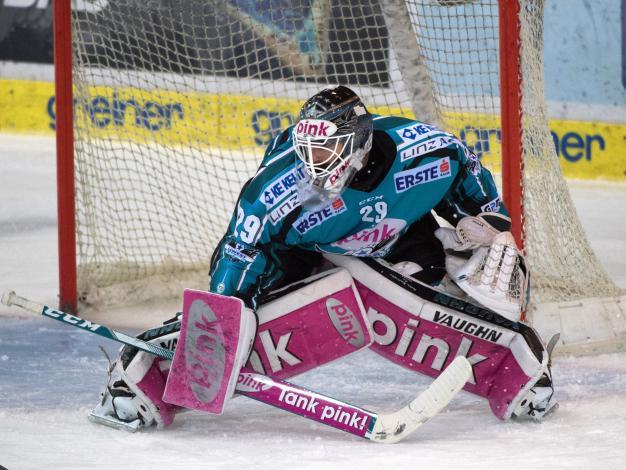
[58,0,625,354]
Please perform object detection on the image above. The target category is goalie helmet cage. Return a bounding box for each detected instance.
[54,0,625,355]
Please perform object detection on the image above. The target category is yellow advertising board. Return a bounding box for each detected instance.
[1,79,624,181]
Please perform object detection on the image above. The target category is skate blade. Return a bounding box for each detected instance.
[88,410,142,433]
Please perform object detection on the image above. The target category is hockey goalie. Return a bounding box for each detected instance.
[90,86,558,431]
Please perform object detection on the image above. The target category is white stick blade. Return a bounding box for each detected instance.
[370,356,472,444]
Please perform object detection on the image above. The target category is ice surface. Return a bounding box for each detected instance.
[1,134,625,469]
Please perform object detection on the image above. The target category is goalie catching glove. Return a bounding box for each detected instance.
[435,213,529,322]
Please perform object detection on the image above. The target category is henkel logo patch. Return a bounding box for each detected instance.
[394,157,452,193]
[294,197,347,235]
[295,119,338,138]
[263,167,306,208]
[331,218,407,252]
[396,123,441,148]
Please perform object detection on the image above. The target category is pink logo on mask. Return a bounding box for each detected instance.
[296,119,338,138]
[325,159,351,187]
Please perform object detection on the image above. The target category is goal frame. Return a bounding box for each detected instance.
[54,0,626,356]
[54,0,526,314]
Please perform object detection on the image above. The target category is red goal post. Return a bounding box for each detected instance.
[54,0,625,354]
[54,0,76,314]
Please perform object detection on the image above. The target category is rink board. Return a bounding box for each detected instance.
[0,78,624,181]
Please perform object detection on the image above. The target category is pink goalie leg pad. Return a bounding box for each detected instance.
[360,285,533,419]
[324,253,547,421]
[248,268,372,379]
[359,282,547,420]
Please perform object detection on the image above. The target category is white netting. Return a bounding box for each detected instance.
[69,0,624,344]
[71,0,408,303]
[516,1,622,303]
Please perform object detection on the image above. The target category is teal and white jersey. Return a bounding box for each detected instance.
[209,115,507,308]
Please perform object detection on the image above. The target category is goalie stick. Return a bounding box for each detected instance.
[1,289,471,443]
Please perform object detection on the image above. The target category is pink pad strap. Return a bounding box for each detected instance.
[163,290,244,414]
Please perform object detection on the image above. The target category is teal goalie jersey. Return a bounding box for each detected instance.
[209,115,507,308]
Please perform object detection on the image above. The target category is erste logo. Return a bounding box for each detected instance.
[394,157,453,193]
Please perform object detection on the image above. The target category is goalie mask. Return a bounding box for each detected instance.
[294,86,373,209]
